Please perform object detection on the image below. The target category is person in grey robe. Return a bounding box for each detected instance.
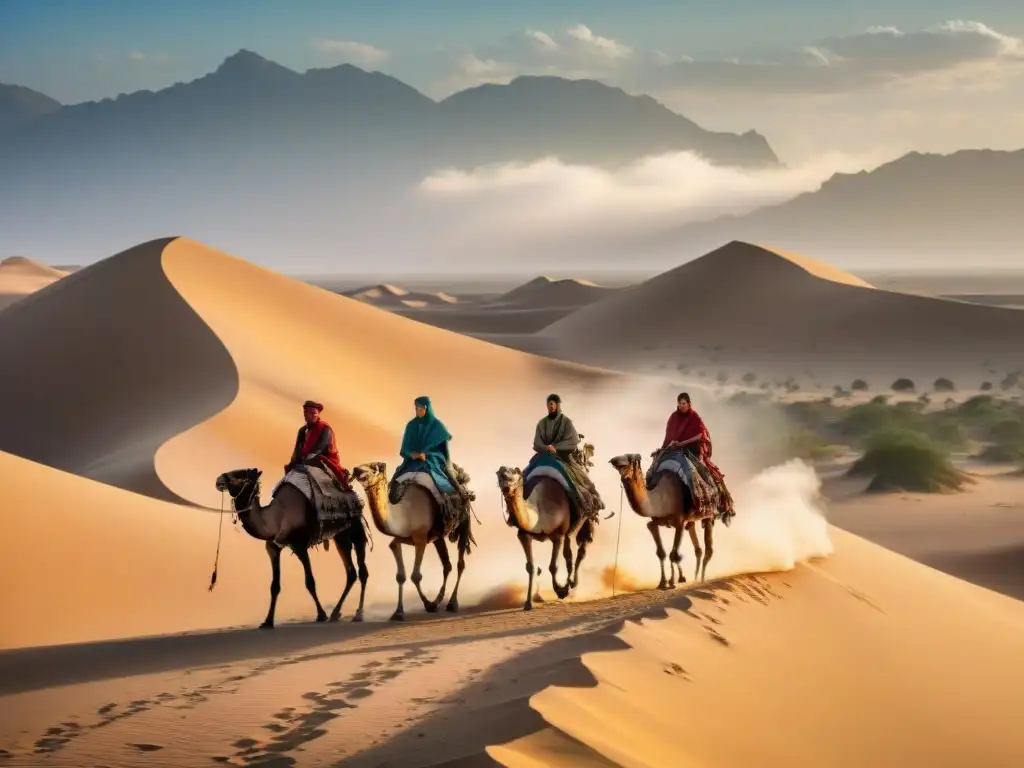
[531,394,604,517]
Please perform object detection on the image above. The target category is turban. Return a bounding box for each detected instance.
[302,400,324,412]
[546,393,561,404]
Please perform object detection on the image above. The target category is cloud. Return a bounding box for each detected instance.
[431,24,634,92]
[646,20,1023,94]
[312,39,389,67]
[426,19,1023,98]
[126,51,170,63]
[415,149,884,262]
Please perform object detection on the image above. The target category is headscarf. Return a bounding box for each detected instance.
[662,406,711,453]
[303,400,324,412]
[400,395,453,458]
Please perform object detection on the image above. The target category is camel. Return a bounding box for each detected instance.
[350,462,474,621]
[608,453,716,587]
[495,465,594,611]
[214,468,370,628]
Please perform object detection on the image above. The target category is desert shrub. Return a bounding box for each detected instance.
[917,393,931,406]
[978,443,1024,462]
[871,394,890,404]
[741,371,757,385]
[1000,371,1021,391]
[990,419,1024,443]
[838,400,925,440]
[848,430,966,492]
[716,370,729,384]
[786,427,842,461]
[851,379,869,392]
[929,421,967,450]
[891,378,916,393]
[980,381,993,391]
[943,397,956,410]
[834,385,848,397]
[933,377,955,392]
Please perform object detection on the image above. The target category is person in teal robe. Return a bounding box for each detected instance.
[391,396,459,496]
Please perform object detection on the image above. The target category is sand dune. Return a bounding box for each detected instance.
[490,528,1024,767]
[0,236,625,647]
[488,275,615,309]
[344,283,459,308]
[0,256,68,310]
[543,240,1024,378]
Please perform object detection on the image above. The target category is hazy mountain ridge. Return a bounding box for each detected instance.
[0,50,776,170]
[629,148,1024,266]
[0,82,61,134]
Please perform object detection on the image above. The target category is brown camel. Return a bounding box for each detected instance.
[495,466,593,611]
[214,468,369,628]
[608,454,716,586]
[350,462,474,621]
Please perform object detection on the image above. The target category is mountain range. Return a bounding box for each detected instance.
[629,149,1024,267]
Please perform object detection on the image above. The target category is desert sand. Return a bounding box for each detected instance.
[1,236,1023,767]
[0,256,67,310]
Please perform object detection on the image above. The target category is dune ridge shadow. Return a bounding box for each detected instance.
[0,236,239,502]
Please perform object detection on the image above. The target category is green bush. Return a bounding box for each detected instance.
[933,378,955,392]
[849,430,967,492]
[980,381,993,391]
[1000,372,1020,391]
[891,378,916,393]
[742,371,757,385]
[839,400,925,440]
[851,379,869,391]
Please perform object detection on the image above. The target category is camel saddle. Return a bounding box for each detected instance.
[273,465,364,546]
[389,463,475,543]
[646,449,721,520]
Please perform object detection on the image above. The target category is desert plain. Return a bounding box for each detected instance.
[1,238,1023,768]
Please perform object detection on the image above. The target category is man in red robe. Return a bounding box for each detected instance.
[286,400,350,489]
[660,392,734,520]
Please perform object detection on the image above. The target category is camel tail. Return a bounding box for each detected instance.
[576,518,595,547]
[452,511,477,555]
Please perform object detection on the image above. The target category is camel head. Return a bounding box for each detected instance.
[495,465,524,498]
[608,454,644,483]
[351,462,387,488]
[215,468,262,510]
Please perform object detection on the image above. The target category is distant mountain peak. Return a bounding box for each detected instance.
[213,49,296,80]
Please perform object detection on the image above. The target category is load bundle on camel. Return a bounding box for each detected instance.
[609,450,719,585]
[214,467,370,628]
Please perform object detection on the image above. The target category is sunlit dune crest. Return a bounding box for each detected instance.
[756,243,875,288]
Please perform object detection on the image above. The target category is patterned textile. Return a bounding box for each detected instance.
[272,465,364,546]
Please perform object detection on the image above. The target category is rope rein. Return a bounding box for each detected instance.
[611,484,624,598]
[208,490,226,592]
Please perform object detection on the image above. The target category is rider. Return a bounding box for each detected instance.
[392,395,468,499]
[531,393,604,511]
[661,392,734,521]
[286,400,350,489]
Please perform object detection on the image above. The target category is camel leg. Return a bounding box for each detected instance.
[700,519,715,582]
[533,566,544,603]
[428,537,453,612]
[293,547,328,623]
[518,530,536,611]
[329,534,357,622]
[260,542,283,629]
[351,526,369,622]
[562,535,574,587]
[667,523,684,588]
[446,539,467,613]
[410,540,434,612]
[389,538,407,621]
[688,522,704,582]
[647,520,670,590]
[550,532,570,600]
[571,527,590,590]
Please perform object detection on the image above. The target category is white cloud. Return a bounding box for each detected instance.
[639,20,1024,95]
[415,150,884,258]
[126,51,170,63]
[312,39,390,67]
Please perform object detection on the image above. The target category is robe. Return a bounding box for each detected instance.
[532,408,581,459]
[661,408,724,483]
[291,418,349,487]
[392,396,457,495]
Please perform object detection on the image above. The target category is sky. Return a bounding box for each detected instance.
[3,0,1024,162]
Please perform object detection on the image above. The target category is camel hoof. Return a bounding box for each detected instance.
[351,612,364,623]
[390,611,405,622]
[316,612,329,623]
[657,583,671,591]
[328,612,341,623]
[445,600,459,613]
[424,603,439,614]
[523,602,533,612]
[259,621,274,630]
